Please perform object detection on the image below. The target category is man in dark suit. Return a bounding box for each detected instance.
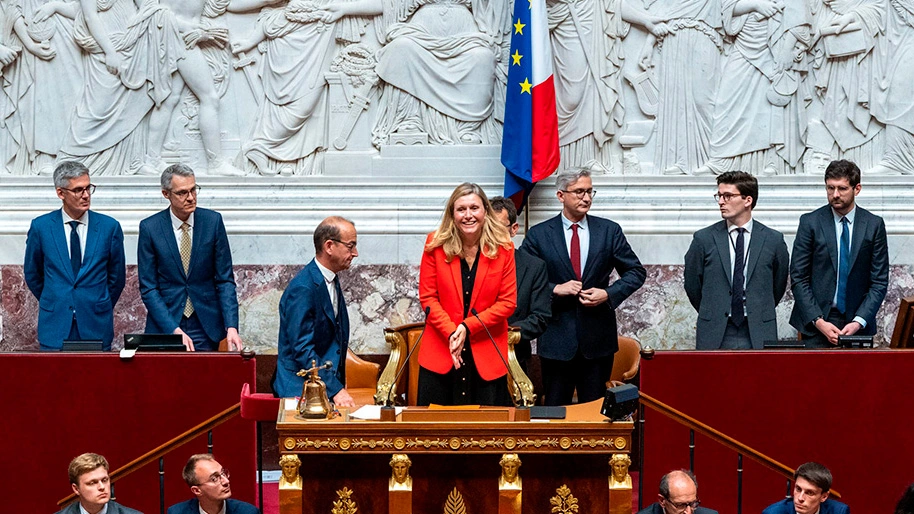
[684,171,789,349]
[137,164,241,351]
[637,469,718,514]
[520,168,646,405]
[790,160,889,348]
[762,462,850,514]
[273,216,357,407]
[55,453,141,514]
[490,196,550,370]
[167,454,259,514]
[24,161,125,351]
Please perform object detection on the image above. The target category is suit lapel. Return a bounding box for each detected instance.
[309,262,336,322]
[469,248,491,311]
[80,211,100,280]
[448,254,463,306]
[190,210,204,274]
[53,210,76,281]
[849,209,868,267]
[714,222,732,284]
[548,216,577,280]
[582,216,601,283]
[822,208,839,273]
[745,222,766,283]
[158,210,186,278]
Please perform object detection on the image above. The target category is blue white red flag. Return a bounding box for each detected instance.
[501,0,560,213]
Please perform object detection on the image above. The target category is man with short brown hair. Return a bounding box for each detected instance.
[55,453,141,514]
[168,454,259,514]
[762,462,849,514]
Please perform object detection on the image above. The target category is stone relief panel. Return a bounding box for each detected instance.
[2,0,914,176]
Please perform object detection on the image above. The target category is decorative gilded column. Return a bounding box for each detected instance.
[607,453,633,514]
[498,453,522,514]
[278,455,303,514]
[388,454,412,514]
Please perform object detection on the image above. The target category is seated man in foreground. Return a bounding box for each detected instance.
[763,462,849,514]
[638,469,718,514]
[168,454,259,514]
[56,453,141,514]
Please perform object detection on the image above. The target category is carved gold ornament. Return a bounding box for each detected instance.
[550,484,579,513]
[614,437,627,450]
[444,487,467,514]
[285,436,622,452]
[283,437,296,450]
[331,487,358,514]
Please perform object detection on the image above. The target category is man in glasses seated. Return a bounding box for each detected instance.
[137,164,242,352]
[638,469,718,514]
[168,454,259,514]
[24,161,126,351]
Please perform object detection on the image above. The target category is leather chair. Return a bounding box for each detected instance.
[345,349,381,405]
[239,383,281,513]
[608,336,641,387]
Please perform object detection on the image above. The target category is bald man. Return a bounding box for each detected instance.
[637,469,719,514]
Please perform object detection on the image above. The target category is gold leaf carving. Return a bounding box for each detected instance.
[549,484,579,513]
[331,487,358,514]
[443,487,467,514]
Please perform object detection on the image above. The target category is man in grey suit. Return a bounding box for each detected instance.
[790,160,889,348]
[55,453,141,514]
[637,469,718,514]
[684,171,789,349]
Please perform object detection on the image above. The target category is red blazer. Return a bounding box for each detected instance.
[418,233,517,380]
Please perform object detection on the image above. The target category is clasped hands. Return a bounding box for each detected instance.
[449,323,468,369]
[814,317,862,346]
[554,280,609,307]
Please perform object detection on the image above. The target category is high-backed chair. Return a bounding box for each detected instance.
[375,323,535,406]
[608,336,642,387]
[345,349,381,405]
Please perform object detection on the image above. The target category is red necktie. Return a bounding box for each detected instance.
[571,223,581,280]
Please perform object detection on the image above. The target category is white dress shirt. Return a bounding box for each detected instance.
[170,209,195,250]
[561,213,590,278]
[831,206,866,327]
[62,210,88,262]
[315,259,338,315]
[726,218,753,287]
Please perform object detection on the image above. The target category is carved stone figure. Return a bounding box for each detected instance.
[498,453,521,490]
[646,0,723,175]
[278,454,303,489]
[871,0,914,174]
[546,0,667,172]
[806,0,884,172]
[369,0,510,146]
[696,0,812,176]
[609,453,632,489]
[389,453,412,491]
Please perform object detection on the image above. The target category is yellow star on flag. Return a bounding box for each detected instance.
[514,18,525,35]
[520,78,532,94]
[511,50,523,66]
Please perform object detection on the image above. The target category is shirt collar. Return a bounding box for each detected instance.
[832,206,856,224]
[561,213,588,231]
[79,503,108,514]
[314,258,336,283]
[198,500,227,514]
[170,209,194,231]
[63,209,88,226]
[727,218,753,234]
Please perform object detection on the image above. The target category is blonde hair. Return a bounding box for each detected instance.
[427,183,511,261]
[68,453,109,485]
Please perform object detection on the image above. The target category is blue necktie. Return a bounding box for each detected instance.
[68,220,81,277]
[731,228,745,327]
[836,216,850,313]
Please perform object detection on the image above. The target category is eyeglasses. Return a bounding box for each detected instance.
[60,184,96,196]
[561,189,596,199]
[331,239,358,251]
[200,468,230,485]
[169,185,201,199]
[663,498,701,512]
[713,193,745,202]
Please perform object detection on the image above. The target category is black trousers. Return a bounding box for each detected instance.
[540,350,614,406]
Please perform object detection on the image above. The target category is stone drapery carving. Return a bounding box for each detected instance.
[0,0,914,175]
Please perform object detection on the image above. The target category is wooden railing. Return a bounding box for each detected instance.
[57,402,241,508]
[638,391,841,511]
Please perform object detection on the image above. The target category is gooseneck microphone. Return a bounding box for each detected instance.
[384,306,431,407]
[471,308,530,408]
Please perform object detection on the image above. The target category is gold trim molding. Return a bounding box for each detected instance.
[282,436,627,453]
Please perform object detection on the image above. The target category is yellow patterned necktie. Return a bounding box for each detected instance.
[180,222,194,317]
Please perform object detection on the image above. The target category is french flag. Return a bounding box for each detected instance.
[501,0,560,213]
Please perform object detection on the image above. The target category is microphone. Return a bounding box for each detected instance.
[471,308,530,408]
[383,306,431,409]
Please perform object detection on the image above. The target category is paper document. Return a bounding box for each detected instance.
[351,405,404,420]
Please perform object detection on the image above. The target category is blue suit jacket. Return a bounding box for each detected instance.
[55,500,142,514]
[137,207,238,342]
[24,209,125,350]
[762,498,850,514]
[273,259,348,398]
[637,503,717,514]
[520,214,646,360]
[167,498,259,514]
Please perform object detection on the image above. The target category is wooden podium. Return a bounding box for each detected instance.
[276,400,634,514]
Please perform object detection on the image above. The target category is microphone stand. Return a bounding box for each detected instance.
[471,308,531,421]
[381,306,430,421]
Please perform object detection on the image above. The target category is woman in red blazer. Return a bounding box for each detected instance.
[418,183,517,405]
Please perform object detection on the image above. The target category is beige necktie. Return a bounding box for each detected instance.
[180,222,194,317]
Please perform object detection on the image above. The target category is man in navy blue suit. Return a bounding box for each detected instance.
[24,161,125,351]
[138,164,241,351]
[521,168,646,405]
[168,454,259,514]
[273,217,358,407]
[637,469,718,514]
[763,462,850,514]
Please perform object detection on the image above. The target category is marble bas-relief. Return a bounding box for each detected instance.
[2,263,910,353]
[1,0,914,175]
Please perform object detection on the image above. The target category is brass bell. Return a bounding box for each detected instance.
[297,360,332,420]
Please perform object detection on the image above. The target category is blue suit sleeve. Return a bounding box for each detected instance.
[137,221,177,332]
[282,289,345,398]
[605,224,646,310]
[213,214,239,330]
[23,220,44,300]
[108,221,126,306]
[855,216,888,326]
[683,233,705,312]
